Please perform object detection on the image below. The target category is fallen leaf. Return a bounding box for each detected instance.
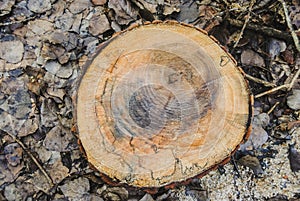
[0,40,24,64]
[268,39,286,60]
[43,124,77,152]
[69,0,92,14]
[0,0,14,16]
[176,1,199,23]
[27,0,51,14]
[140,193,155,201]
[48,160,69,184]
[288,144,300,172]
[89,13,111,36]
[60,177,90,199]
[241,49,265,67]
[108,0,138,25]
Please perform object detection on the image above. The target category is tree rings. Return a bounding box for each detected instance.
[76,21,252,188]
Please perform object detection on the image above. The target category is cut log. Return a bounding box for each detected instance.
[76,21,252,188]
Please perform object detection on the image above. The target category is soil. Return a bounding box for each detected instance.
[0,0,300,200]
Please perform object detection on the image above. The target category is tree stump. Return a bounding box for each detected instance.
[76,21,252,188]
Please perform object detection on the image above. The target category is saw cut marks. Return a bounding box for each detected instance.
[76,21,251,188]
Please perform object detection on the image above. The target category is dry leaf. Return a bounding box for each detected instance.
[108,0,138,25]
[288,144,300,172]
[241,49,265,67]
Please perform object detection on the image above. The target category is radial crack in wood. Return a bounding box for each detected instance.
[76,21,252,188]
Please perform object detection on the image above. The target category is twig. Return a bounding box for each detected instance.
[231,155,242,178]
[254,84,289,98]
[233,0,256,49]
[5,132,54,189]
[227,18,293,41]
[287,63,300,91]
[244,73,276,87]
[279,0,300,53]
[267,101,280,114]
[254,63,299,98]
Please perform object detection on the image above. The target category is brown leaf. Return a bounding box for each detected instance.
[43,124,77,152]
[4,143,23,167]
[241,49,265,67]
[108,0,138,25]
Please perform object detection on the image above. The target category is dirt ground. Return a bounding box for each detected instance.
[0,0,300,200]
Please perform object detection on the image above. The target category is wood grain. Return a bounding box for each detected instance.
[76,21,252,187]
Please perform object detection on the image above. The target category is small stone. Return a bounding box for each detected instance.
[91,0,107,5]
[60,177,90,199]
[287,89,300,110]
[89,14,111,36]
[0,40,24,63]
[238,155,264,175]
[69,0,92,14]
[27,0,51,13]
[0,0,15,16]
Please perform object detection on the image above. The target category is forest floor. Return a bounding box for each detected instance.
[0,0,300,200]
